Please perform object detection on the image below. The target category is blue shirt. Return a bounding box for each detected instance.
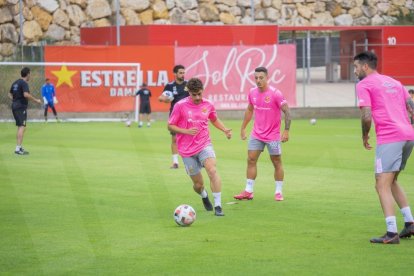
[41,83,55,102]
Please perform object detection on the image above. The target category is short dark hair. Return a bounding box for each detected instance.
[21,67,30,78]
[173,65,185,73]
[255,67,268,75]
[353,51,377,70]
[409,89,414,95]
[186,78,203,93]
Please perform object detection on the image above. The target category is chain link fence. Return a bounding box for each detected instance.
[1,37,414,120]
[0,45,47,120]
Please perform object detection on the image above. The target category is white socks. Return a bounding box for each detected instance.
[245,180,284,194]
[401,206,414,223]
[383,208,414,233]
[200,189,208,199]
[15,145,21,151]
[275,181,283,194]
[245,179,255,193]
[172,154,179,164]
[385,216,398,233]
[213,192,221,207]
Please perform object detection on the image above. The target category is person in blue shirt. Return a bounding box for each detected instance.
[135,83,152,128]
[41,78,59,122]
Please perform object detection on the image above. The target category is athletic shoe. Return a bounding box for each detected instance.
[202,197,213,211]
[275,193,284,201]
[233,190,253,200]
[170,163,179,169]
[14,148,29,155]
[138,124,142,128]
[399,223,414,238]
[370,233,400,244]
[214,206,224,216]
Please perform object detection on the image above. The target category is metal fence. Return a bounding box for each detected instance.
[1,38,414,120]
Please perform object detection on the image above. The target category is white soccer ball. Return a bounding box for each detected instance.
[125,120,131,127]
[174,204,196,227]
[162,90,174,101]
[310,118,317,125]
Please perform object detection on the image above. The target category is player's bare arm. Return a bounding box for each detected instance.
[406,97,414,122]
[241,104,254,140]
[211,118,232,139]
[281,103,291,142]
[360,106,372,150]
[168,124,198,136]
[24,92,41,104]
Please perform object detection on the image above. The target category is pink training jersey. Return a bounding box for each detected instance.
[357,72,414,145]
[249,86,287,142]
[168,97,218,157]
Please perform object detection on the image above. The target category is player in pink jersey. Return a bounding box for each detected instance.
[168,78,232,216]
[355,51,414,244]
[234,67,291,202]
[410,89,414,125]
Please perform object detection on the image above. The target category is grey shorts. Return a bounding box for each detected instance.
[248,137,281,155]
[182,145,216,176]
[375,141,414,174]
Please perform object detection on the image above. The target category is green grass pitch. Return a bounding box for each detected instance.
[1,119,414,275]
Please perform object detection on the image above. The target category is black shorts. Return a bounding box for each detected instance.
[139,102,151,114]
[12,108,27,127]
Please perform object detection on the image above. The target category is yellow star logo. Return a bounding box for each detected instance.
[51,65,77,88]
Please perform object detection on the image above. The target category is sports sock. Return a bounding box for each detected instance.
[275,181,283,194]
[386,231,397,237]
[400,206,414,223]
[245,179,255,193]
[172,154,179,164]
[200,189,208,198]
[15,145,21,151]
[139,121,143,126]
[385,216,398,233]
[213,192,221,207]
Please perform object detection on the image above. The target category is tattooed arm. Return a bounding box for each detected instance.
[360,107,372,150]
[406,97,414,125]
[281,103,291,143]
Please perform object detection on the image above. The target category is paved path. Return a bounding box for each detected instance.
[295,67,357,107]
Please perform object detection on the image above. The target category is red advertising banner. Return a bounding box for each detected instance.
[45,46,175,112]
[175,45,297,109]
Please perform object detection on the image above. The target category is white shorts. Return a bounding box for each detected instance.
[375,141,414,174]
[248,137,281,155]
[182,145,216,176]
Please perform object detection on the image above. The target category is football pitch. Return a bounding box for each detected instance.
[1,119,414,275]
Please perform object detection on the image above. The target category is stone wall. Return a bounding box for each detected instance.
[0,0,413,60]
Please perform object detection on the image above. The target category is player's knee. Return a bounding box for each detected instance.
[193,182,204,192]
[205,166,217,178]
[247,157,257,165]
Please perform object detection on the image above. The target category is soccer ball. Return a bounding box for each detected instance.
[310,118,317,125]
[125,120,131,127]
[174,204,196,226]
[162,90,174,101]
